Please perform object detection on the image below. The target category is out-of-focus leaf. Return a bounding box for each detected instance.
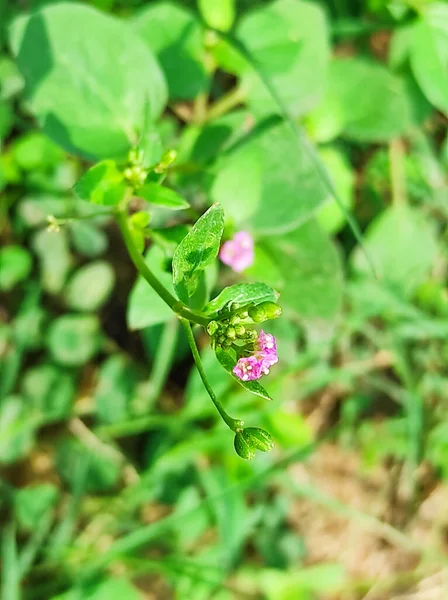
[0,396,36,464]
[198,0,235,32]
[94,355,139,424]
[10,3,167,158]
[133,2,207,100]
[15,484,58,531]
[73,161,126,206]
[32,229,71,294]
[317,147,354,234]
[47,315,101,366]
[0,245,32,291]
[21,364,75,422]
[138,182,189,210]
[65,261,115,312]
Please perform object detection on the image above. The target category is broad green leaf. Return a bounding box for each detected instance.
[10,3,167,158]
[215,347,272,401]
[0,56,24,100]
[21,364,75,422]
[133,2,208,100]
[247,220,343,322]
[172,204,224,306]
[138,182,189,210]
[210,140,262,224]
[127,245,176,330]
[216,119,328,234]
[73,161,127,206]
[65,261,115,312]
[204,283,279,316]
[32,229,71,295]
[238,0,329,117]
[47,315,101,366]
[11,132,63,171]
[0,396,36,464]
[317,147,354,234]
[198,0,235,32]
[328,58,411,141]
[351,205,438,298]
[15,484,58,531]
[55,438,121,493]
[0,245,32,291]
[410,11,448,115]
[94,355,139,424]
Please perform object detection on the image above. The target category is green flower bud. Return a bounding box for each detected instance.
[230,314,240,325]
[234,324,246,338]
[222,338,233,349]
[248,302,282,323]
[226,326,236,340]
[217,335,226,345]
[242,427,274,452]
[207,320,219,336]
[234,431,255,460]
[154,149,177,173]
[130,211,150,228]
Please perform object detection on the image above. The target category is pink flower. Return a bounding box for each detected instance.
[233,331,279,381]
[219,231,254,273]
[233,356,263,381]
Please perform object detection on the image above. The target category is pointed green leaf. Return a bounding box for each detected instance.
[204,283,279,317]
[172,204,224,306]
[73,161,127,206]
[138,182,189,210]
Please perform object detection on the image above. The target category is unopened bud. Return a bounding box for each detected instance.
[154,149,177,173]
[234,431,255,460]
[130,211,150,228]
[242,427,274,452]
[234,324,246,337]
[207,320,219,336]
[248,302,282,323]
[226,326,236,340]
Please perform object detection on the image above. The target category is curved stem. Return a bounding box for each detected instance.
[180,318,243,432]
[115,210,208,327]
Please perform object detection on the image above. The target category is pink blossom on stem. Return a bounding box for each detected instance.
[233,331,279,381]
[219,231,254,273]
[233,355,263,381]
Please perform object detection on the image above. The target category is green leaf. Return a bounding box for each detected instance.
[47,315,101,366]
[0,56,24,100]
[138,182,189,210]
[317,147,354,234]
[51,578,142,600]
[0,245,32,291]
[32,229,71,295]
[215,119,328,234]
[69,221,108,258]
[21,364,75,422]
[0,100,13,141]
[204,283,279,316]
[172,204,224,306]
[55,438,121,493]
[15,484,58,531]
[94,355,139,424]
[238,0,329,117]
[215,347,272,401]
[328,58,411,141]
[127,245,175,330]
[247,220,343,322]
[73,161,127,206]
[198,0,235,32]
[410,10,448,115]
[65,261,115,312]
[0,396,36,464]
[351,205,438,298]
[133,2,208,100]
[11,132,63,171]
[10,3,167,158]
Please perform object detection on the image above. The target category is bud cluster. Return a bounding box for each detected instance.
[124,148,148,190]
[207,300,282,352]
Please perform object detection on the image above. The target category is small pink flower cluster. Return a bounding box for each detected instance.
[219,231,254,273]
[233,331,278,382]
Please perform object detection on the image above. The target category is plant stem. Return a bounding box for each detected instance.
[204,85,246,123]
[389,138,407,207]
[115,210,208,327]
[180,318,243,432]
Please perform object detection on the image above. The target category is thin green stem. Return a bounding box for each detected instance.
[204,85,246,123]
[115,210,208,327]
[180,318,243,432]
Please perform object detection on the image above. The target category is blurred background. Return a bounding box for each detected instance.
[1,0,448,598]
